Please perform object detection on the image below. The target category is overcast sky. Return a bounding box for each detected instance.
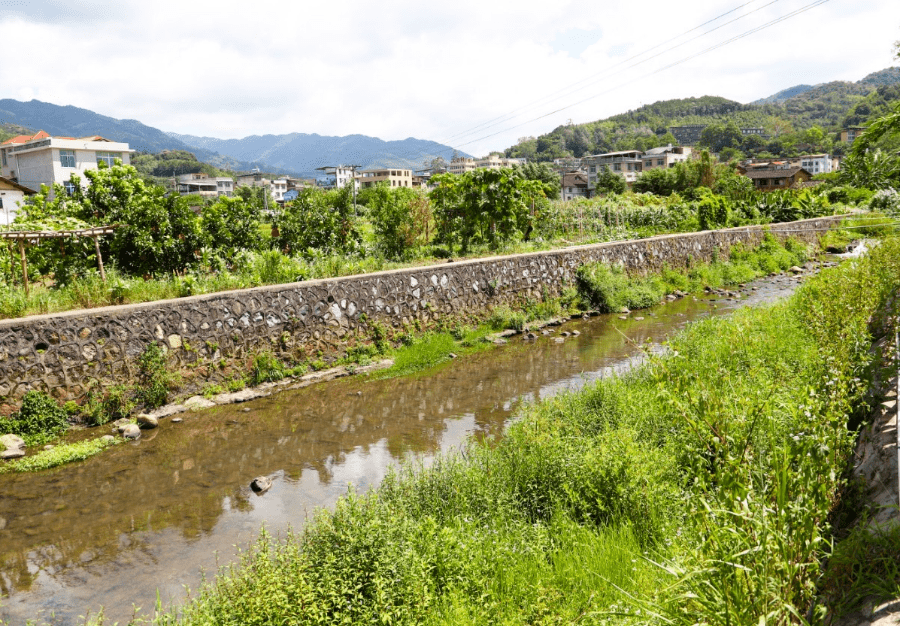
[0,0,898,158]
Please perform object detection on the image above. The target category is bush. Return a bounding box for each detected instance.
[83,384,135,426]
[0,390,69,445]
[249,351,286,385]
[136,343,176,409]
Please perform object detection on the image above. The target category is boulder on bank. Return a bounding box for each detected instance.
[136,414,159,429]
[0,448,25,460]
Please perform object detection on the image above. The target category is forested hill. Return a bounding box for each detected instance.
[505,67,900,161]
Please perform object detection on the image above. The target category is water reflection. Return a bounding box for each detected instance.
[0,274,803,624]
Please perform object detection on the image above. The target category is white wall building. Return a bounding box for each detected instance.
[798,154,832,176]
[0,131,133,194]
[315,165,357,189]
[0,176,36,225]
[176,173,234,198]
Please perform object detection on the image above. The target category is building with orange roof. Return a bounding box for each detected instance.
[0,130,133,195]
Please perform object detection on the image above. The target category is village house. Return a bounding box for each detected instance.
[742,166,812,191]
[582,150,643,190]
[0,130,133,195]
[560,171,589,201]
[235,172,288,203]
[0,175,36,225]
[315,165,358,189]
[840,126,866,143]
[355,168,413,189]
[175,173,234,198]
[641,145,692,172]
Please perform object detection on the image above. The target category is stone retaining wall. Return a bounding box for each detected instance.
[0,216,844,406]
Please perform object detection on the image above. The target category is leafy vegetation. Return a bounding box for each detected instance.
[136,235,900,626]
[0,437,119,474]
[0,390,70,446]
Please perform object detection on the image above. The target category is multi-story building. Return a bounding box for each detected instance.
[640,145,691,172]
[474,155,526,170]
[355,168,413,189]
[448,157,476,175]
[798,154,833,176]
[0,175,36,225]
[840,127,866,143]
[235,172,288,204]
[315,165,358,189]
[582,150,643,189]
[0,130,133,194]
[176,173,234,198]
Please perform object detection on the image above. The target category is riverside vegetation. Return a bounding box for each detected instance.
[6,230,892,624]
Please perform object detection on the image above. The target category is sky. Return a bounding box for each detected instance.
[0,0,898,158]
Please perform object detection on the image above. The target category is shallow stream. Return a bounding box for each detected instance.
[0,270,814,624]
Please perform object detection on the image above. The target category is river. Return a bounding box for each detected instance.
[0,269,813,624]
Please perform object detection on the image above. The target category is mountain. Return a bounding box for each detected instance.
[752,84,814,105]
[504,66,900,162]
[169,132,468,177]
[0,98,269,173]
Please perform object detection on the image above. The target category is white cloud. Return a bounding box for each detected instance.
[0,0,898,158]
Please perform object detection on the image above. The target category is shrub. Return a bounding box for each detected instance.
[249,351,286,385]
[84,385,135,426]
[0,390,69,445]
[136,343,177,409]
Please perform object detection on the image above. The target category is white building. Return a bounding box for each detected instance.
[582,150,644,189]
[315,165,357,189]
[176,173,234,198]
[798,154,833,176]
[0,130,133,194]
[0,176,36,225]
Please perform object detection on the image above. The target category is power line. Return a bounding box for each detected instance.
[451,0,832,151]
[439,0,784,146]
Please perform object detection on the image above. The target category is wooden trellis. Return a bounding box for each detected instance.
[0,225,118,295]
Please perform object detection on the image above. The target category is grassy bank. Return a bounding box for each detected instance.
[106,236,897,624]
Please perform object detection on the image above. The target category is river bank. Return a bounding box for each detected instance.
[111,237,900,625]
[0,247,831,625]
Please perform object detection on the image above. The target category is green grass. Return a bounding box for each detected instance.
[0,437,119,474]
[121,236,900,626]
[820,523,900,616]
[576,232,809,313]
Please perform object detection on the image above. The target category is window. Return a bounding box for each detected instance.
[590,166,596,173]
[657,159,664,166]
[60,149,76,168]
[1,149,6,166]
[96,151,117,167]
[63,180,77,195]
[613,163,621,172]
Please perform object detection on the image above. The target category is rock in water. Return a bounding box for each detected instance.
[122,424,141,440]
[250,476,273,494]
[137,414,159,429]
[100,435,115,443]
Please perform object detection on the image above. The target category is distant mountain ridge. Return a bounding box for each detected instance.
[169,132,469,177]
[0,99,464,177]
[0,98,269,173]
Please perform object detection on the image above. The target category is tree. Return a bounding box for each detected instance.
[200,195,266,258]
[514,162,562,198]
[367,184,432,260]
[429,168,535,252]
[272,187,360,256]
[594,167,626,195]
[77,161,203,276]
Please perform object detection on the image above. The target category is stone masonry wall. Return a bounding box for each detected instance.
[0,216,844,406]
